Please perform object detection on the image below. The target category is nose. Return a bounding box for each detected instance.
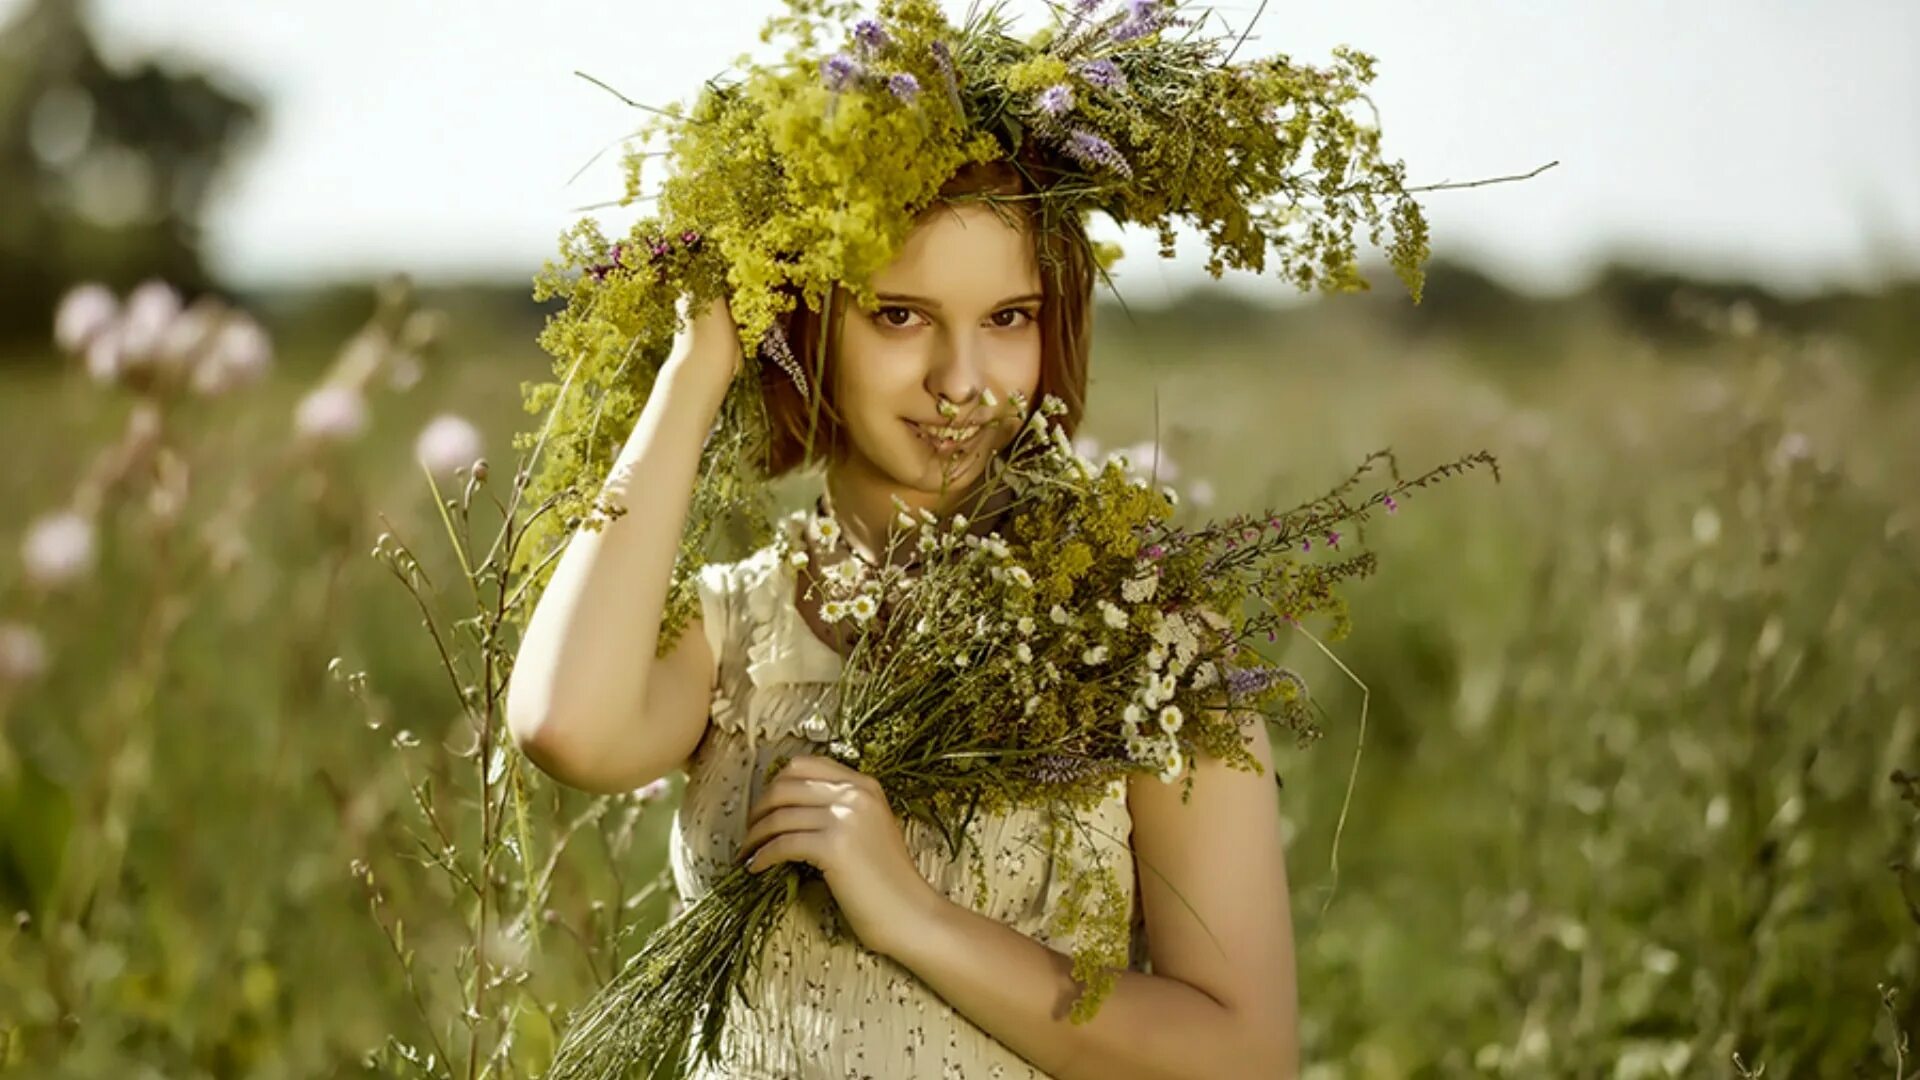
[925,331,985,412]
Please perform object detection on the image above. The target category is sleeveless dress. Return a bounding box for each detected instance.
[668,508,1149,1079]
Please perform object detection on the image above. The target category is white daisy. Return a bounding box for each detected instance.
[1015,642,1033,664]
[1123,703,1145,728]
[1121,571,1158,603]
[1099,600,1128,630]
[787,549,809,568]
[850,595,879,622]
[821,599,848,623]
[1157,705,1183,735]
[1157,744,1186,783]
[1190,661,1218,690]
[1016,616,1036,635]
[1081,644,1108,665]
[826,558,866,588]
[1050,604,1072,626]
[1146,644,1166,670]
[1126,735,1156,764]
[1006,566,1033,589]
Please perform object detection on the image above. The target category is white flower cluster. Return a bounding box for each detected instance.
[1118,608,1222,783]
[1120,565,1159,603]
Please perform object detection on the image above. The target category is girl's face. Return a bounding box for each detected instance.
[829,203,1044,512]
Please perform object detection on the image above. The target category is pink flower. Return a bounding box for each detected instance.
[21,510,96,589]
[294,385,369,443]
[83,324,124,385]
[191,315,273,396]
[116,280,184,369]
[0,622,48,685]
[414,414,484,478]
[154,300,222,375]
[53,283,117,354]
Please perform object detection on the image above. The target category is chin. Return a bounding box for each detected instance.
[895,436,992,494]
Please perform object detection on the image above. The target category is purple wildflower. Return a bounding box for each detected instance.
[761,324,809,397]
[1078,58,1126,90]
[888,72,921,101]
[1074,0,1103,12]
[1037,83,1074,116]
[1224,662,1292,699]
[1110,0,1170,43]
[822,52,863,92]
[852,18,890,54]
[1325,530,1341,547]
[1300,537,1311,552]
[1144,542,1165,560]
[1383,494,1398,513]
[586,242,629,281]
[679,229,702,249]
[1061,129,1133,177]
[929,40,964,110]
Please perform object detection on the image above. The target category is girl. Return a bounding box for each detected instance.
[508,160,1299,1079]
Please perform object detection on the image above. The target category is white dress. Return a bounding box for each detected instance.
[668,508,1148,1079]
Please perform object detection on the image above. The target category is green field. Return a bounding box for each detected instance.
[2,271,1917,1077]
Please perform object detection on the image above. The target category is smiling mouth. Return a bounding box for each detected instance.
[907,420,985,452]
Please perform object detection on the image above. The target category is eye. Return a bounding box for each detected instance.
[990,308,1038,329]
[874,306,922,329]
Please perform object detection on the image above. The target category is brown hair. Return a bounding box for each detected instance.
[757,156,1095,477]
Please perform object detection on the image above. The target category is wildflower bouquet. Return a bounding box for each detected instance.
[514,0,1439,649]
[545,391,1498,1077]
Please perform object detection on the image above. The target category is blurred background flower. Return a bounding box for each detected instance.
[413,413,483,478]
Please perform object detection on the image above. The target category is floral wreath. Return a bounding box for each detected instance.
[512,0,1434,650]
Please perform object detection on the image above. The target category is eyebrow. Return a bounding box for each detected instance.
[874,291,1044,310]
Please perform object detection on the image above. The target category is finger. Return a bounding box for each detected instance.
[747,831,828,874]
[746,777,848,828]
[778,755,884,796]
[774,754,852,781]
[740,805,833,859]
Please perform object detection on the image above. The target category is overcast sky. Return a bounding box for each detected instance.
[26,0,1920,302]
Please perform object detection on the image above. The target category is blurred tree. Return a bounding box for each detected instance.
[0,0,260,348]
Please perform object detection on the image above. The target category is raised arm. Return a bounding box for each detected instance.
[505,296,743,794]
